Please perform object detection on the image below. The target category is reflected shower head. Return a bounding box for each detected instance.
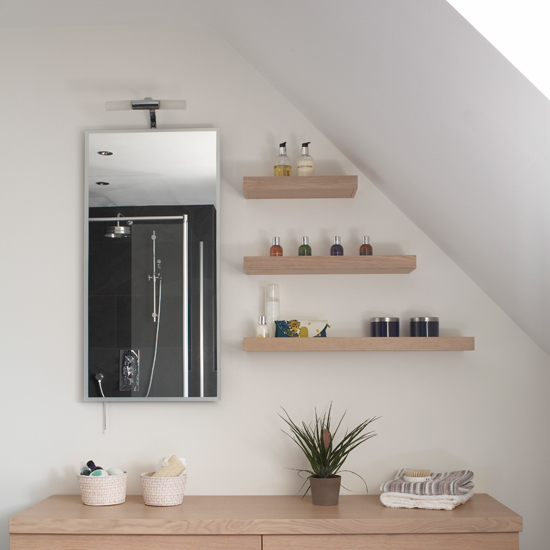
[105,214,131,238]
[105,224,131,238]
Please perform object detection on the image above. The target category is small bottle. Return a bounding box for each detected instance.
[270,236,283,256]
[330,236,344,256]
[265,284,280,337]
[298,236,312,256]
[274,142,292,176]
[256,316,269,338]
[296,142,314,176]
[359,235,373,255]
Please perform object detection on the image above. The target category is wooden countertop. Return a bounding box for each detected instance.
[10,494,522,536]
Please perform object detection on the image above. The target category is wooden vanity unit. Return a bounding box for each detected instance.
[9,493,522,550]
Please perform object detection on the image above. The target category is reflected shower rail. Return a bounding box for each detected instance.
[89,216,185,221]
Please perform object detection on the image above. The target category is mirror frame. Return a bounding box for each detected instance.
[84,128,221,401]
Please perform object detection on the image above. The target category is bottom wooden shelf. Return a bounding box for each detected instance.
[243,337,475,352]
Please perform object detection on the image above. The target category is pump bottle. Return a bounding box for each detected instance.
[274,142,292,176]
[297,142,314,176]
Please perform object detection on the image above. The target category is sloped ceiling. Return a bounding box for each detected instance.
[3,0,549,355]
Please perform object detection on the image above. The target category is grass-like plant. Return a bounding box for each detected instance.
[280,404,379,492]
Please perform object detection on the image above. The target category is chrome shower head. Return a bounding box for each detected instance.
[105,224,131,238]
[105,214,131,238]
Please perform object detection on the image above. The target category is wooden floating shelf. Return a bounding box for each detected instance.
[243,255,416,275]
[244,337,475,352]
[243,176,358,199]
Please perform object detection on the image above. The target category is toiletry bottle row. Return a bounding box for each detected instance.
[270,236,373,256]
[274,142,314,176]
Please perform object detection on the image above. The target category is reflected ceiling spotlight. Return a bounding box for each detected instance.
[105,97,187,129]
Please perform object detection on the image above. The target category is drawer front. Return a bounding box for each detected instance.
[10,534,262,550]
[263,533,519,550]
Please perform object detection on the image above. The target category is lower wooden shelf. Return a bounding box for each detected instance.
[243,337,475,352]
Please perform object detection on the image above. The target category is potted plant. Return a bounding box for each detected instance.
[280,404,378,505]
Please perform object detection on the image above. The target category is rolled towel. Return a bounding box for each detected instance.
[152,455,187,477]
[380,469,474,496]
[380,489,474,510]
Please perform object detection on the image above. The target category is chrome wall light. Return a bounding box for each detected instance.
[105,97,187,128]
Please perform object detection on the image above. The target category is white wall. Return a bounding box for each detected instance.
[1,25,548,550]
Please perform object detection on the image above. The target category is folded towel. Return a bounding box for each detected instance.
[380,468,474,496]
[380,489,474,510]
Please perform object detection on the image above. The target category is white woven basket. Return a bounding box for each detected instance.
[140,471,187,506]
[77,473,128,506]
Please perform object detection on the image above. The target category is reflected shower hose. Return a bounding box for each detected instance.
[145,277,162,398]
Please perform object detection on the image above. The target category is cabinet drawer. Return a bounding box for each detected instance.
[263,533,519,550]
[11,534,262,550]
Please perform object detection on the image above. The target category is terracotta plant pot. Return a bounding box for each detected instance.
[309,475,341,506]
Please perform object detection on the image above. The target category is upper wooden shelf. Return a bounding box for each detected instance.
[243,337,475,352]
[244,255,416,275]
[243,176,358,199]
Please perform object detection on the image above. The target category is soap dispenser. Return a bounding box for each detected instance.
[274,142,292,176]
[297,142,314,176]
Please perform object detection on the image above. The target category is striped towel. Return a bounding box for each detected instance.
[380,469,474,496]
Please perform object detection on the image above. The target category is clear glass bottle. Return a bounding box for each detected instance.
[256,315,269,338]
[265,284,280,337]
[330,236,344,256]
[270,236,283,256]
[274,142,292,176]
[296,142,314,176]
[359,235,373,255]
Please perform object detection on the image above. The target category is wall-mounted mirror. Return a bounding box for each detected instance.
[84,129,220,401]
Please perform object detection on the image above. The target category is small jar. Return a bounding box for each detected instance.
[410,317,439,337]
[371,317,400,337]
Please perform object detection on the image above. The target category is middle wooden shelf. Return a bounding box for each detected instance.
[243,255,416,275]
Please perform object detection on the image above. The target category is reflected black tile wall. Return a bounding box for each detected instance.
[88,205,217,398]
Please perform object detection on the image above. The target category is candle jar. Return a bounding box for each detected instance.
[371,317,400,337]
[410,317,439,336]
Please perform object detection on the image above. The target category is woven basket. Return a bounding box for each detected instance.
[77,472,128,506]
[140,471,187,506]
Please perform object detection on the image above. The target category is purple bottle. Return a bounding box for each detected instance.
[330,236,344,256]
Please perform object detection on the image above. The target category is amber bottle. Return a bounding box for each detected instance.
[270,236,283,256]
[359,235,373,255]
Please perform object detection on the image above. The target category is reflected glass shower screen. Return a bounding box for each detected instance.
[88,214,193,399]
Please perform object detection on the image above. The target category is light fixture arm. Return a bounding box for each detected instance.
[132,97,160,128]
[105,97,187,129]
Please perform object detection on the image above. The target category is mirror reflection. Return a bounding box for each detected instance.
[85,129,220,401]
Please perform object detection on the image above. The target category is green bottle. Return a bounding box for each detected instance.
[298,236,312,256]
